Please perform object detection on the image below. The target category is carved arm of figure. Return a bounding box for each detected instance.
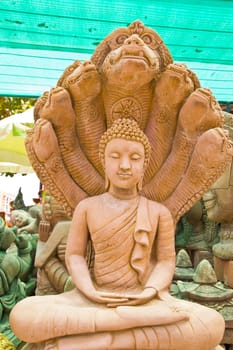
[143,205,176,296]
[65,201,129,305]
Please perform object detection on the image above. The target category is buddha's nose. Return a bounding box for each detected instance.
[124,34,144,46]
[120,157,131,170]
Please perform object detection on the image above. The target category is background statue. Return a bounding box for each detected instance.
[10,119,225,350]
[0,217,37,347]
[33,192,73,295]
[10,208,40,236]
[203,112,233,225]
[175,113,233,265]
[10,188,27,211]
[202,112,233,291]
[173,112,233,348]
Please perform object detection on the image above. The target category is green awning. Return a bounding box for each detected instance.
[0,0,232,101]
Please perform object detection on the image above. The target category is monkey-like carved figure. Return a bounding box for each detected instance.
[26,20,233,223]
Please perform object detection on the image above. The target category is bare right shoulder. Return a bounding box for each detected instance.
[74,194,104,214]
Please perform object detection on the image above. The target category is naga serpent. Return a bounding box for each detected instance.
[26,20,233,223]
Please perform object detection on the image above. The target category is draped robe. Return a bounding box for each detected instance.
[10,196,225,350]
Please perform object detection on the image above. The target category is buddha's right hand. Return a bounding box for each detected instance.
[87,290,129,305]
[103,287,157,307]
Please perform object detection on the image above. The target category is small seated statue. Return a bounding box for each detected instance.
[10,119,224,350]
[34,193,73,295]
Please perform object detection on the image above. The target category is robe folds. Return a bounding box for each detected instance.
[10,196,225,350]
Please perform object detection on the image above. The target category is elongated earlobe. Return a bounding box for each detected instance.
[137,178,143,191]
[105,175,110,191]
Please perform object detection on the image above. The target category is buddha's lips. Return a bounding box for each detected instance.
[117,173,132,178]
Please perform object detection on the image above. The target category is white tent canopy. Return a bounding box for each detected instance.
[0,108,34,173]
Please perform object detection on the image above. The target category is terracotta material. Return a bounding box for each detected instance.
[224,260,233,288]
[203,113,233,290]
[25,20,232,223]
[34,193,73,295]
[10,20,233,349]
[214,256,225,281]
[34,221,74,295]
[10,119,225,349]
[203,163,233,224]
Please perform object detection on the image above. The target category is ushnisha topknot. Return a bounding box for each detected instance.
[99,118,151,168]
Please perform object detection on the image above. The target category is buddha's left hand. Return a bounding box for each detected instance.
[102,287,157,307]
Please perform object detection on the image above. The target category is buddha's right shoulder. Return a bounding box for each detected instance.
[75,195,103,211]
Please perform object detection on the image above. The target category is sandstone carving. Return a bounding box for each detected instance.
[9,21,233,350]
[25,20,232,223]
[10,118,225,349]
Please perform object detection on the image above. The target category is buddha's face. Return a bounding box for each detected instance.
[104,138,145,195]
[202,160,233,223]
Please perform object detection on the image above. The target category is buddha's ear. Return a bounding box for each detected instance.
[100,157,105,170]
[137,178,143,192]
[105,175,110,191]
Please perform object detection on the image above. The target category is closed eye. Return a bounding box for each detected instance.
[110,152,120,159]
[131,153,141,160]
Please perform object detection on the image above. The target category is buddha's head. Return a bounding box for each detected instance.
[99,118,151,195]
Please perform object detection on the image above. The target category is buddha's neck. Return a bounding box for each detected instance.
[108,187,139,201]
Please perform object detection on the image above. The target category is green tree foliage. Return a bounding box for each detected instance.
[0,97,36,120]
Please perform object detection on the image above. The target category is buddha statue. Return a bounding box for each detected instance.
[10,118,225,350]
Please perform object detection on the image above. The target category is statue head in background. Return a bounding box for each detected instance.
[202,160,233,223]
[202,112,233,223]
[10,209,30,228]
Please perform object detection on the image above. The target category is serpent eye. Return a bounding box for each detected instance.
[141,34,159,50]
[142,34,152,45]
[116,34,128,45]
[68,78,77,85]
